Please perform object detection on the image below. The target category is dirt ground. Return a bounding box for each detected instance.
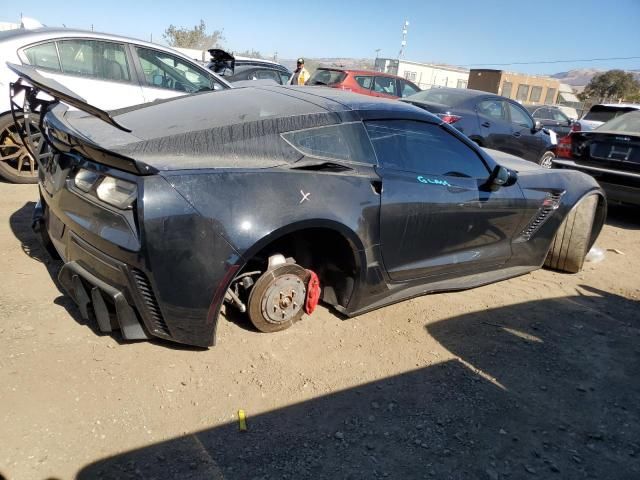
[0,182,639,480]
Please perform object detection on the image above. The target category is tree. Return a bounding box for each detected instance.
[235,49,264,59]
[163,20,223,49]
[580,70,640,102]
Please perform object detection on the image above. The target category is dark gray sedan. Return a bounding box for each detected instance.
[525,104,573,138]
[403,88,557,168]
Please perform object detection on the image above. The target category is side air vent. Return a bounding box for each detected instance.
[516,192,563,242]
[131,269,171,336]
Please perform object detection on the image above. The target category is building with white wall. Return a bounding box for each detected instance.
[375,58,469,90]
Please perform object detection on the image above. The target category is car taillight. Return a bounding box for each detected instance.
[556,134,573,159]
[437,113,462,124]
[571,122,581,132]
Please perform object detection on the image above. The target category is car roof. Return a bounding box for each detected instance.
[315,67,402,79]
[0,27,193,59]
[63,85,432,147]
[590,103,640,109]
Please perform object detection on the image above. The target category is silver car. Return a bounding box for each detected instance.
[0,27,231,183]
[574,103,640,133]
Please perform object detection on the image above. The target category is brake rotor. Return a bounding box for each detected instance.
[260,266,307,325]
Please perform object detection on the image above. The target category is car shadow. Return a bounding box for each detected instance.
[76,288,640,480]
[605,204,640,230]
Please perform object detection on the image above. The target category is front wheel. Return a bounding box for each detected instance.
[247,263,309,333]
[544,195,598,273]
[538,150,555,169]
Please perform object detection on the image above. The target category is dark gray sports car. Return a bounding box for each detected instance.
[9,63,606,348]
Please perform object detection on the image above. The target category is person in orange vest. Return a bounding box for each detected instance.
[288,58,310,85]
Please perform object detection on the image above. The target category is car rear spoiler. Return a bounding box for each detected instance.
[207,48,235,76]
[7,62,131,132]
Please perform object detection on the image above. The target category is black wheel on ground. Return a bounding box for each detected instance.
[0,113,39,184]
[538,150,555,169]
[247,263,309,333]
[544,195,599,273]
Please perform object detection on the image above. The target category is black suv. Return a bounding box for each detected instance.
[206,49,291,85]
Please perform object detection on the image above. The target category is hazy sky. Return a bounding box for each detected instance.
[3,0,639,74]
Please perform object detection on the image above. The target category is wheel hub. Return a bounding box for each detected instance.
[261,274,307,324]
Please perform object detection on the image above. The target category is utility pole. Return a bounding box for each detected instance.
[274,51,278,62]
[398,20,409,59]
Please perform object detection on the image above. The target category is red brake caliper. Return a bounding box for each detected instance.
[305,270,321,315]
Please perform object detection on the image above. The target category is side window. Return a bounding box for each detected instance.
[400,80,419,98]
[354,75,373,89]
[279,72,291,85]
[477,99,507,121]
[135,47,217,92]
[282,123,377,164]
[57,40,131,81]
[551,109,569,122]
[24,42,61,71]
[373,76,398,96]
[534,108,551,120]
[253,70,279,81]
[501,81,513,99]
[508,103,534,128]
[366,120,489,178]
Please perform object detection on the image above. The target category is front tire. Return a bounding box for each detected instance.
[247,263,309,333]
[544,195,598,273]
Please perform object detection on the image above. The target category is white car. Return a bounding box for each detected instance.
[0,27,231,183]
[573,103,640,133]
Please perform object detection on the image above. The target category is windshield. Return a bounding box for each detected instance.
[307,69,347,86]
[596,111,640,134]
[404,89,469,106]
[583,105,639,123]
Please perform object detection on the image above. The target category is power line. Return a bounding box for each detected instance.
[460,56,640,67]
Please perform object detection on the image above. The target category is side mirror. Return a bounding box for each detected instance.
[567,119,573,126]
[533,120,544,132]
[485,165,517,191]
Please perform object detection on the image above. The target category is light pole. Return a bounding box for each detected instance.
[398,20,409,59]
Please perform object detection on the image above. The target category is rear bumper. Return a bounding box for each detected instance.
[553,159,640,206]
[34,189,230,348]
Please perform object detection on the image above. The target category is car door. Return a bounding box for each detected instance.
[372,76,399,98]
[475,98,515,154]
[549,108,572,137]
[506,101,546,162]
[133,46,226,102]
[366,120,525,282]
[21,39,146,110]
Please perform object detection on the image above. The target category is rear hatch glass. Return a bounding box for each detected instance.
[308,69,347,86]
[404,89,469,107]
[583,105,638,123]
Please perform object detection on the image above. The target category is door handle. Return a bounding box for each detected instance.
[481,121,491,128]
[512,131,521,138]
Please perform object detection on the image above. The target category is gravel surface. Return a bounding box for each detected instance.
[1,183,638,480]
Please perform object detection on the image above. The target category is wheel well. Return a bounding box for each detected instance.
[589,193,607,250]
[240,228,359,309]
